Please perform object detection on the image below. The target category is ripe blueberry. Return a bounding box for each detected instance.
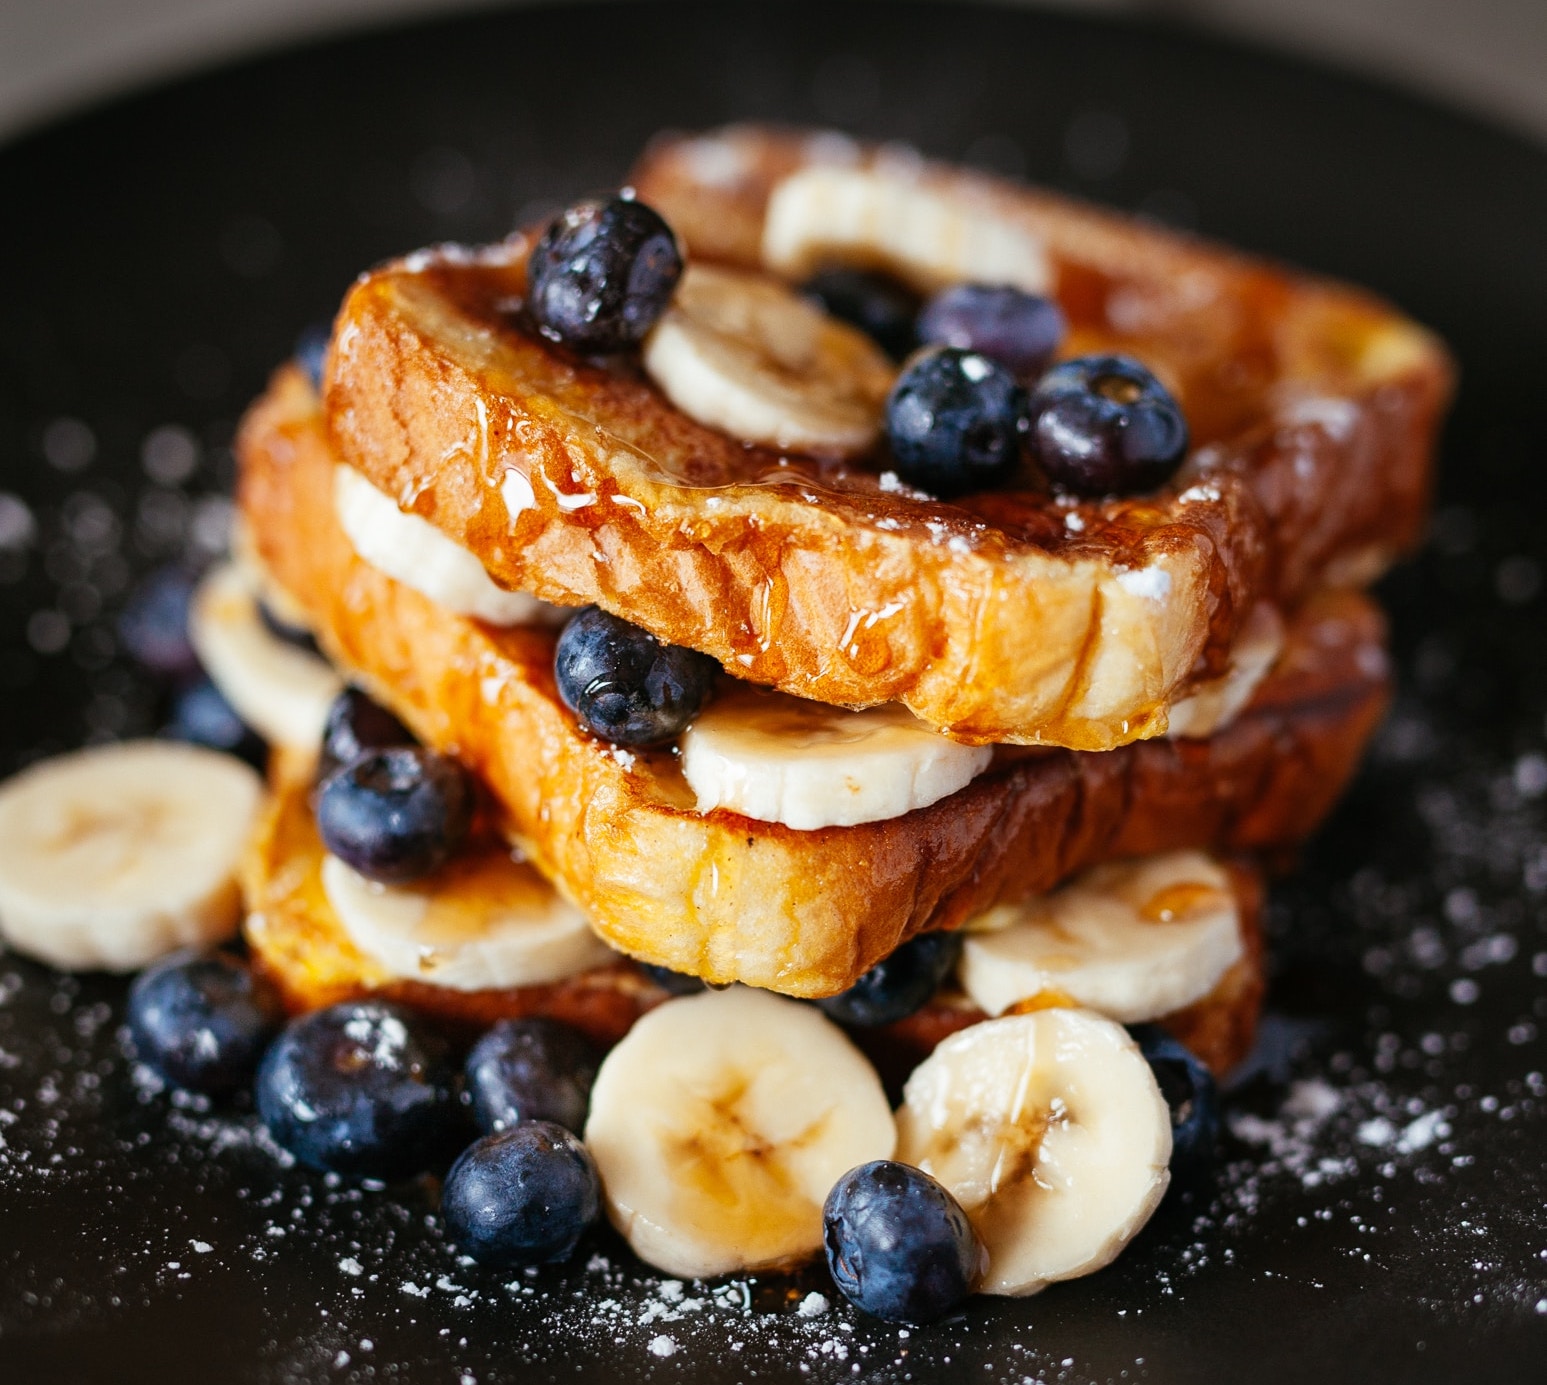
[1025,354,1188,497]
[802,266,921,360]
[255,1000,457,1178]
[126,950,282,1094]
[553,606,717,747]
[526,197,682,353]
[817,932,963,1028]
[442,1122,600,1268]
[884,345,1026,498]
[316,746,472,884]
[1128,1023,1220,1170]
[317,686,415,785]
[916,283,1065,378]
[464,1017,600,1135]
[824,1160,983,1323]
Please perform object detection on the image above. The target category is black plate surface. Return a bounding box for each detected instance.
[1,3,1545,1382]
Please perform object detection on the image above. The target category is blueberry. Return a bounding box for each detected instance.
[317,686,415,784]
[817,932,963,1028]
[526,197,683,353]
[315,747,472,884]
[257,599,322,657]
[255,1000,457,1177]
[125,950,282,1094]
[553,606,717,747]
[119,565,200,681]
[294,322,331,391]
[638,963,706,997]
[823,1160,983,1324]
[442,1122,600,1268]
[464,1018,600,1135]
[802,266,920,360]
[884,346,1026,498]
[1025,354,1188,497]
[916,284,1065,378]
[1128,1024,1220,1170]
[165,679,265,764]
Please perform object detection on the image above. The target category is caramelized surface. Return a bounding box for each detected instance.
[241,370,1390,996]
[240,764,664,1043]
[320,126,1449,749]
[243,768,1263,1075]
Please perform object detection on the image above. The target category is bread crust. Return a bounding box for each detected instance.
[240,369,1387,996]
[320,127,1448,750]
[243,767,1263,1077]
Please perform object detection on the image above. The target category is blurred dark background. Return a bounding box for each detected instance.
[2,0,1545,148]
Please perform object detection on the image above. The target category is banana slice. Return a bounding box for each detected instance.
[896,1008,1171,1297]
[585,987,896,1279]
[333,465,566,627]
[189,561,343,749]
[679,684,992,830]
[762,165,1052,295]
[0,741,263,971]
[959,852,1242,1024]
[641,263,894,457]
[1165,602,1284,739]
[321,848,613,991]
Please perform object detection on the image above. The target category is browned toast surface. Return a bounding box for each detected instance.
[321,127,1448,749]
[241,367,1390,996]
[240,764,665,1045]
[243,764,1263,1077]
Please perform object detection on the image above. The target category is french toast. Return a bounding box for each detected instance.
[242,760,1264,1077]
[240,365,1391,996]
[321,126,1449,751]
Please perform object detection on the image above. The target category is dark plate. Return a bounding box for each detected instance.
[1,3,1544,1381]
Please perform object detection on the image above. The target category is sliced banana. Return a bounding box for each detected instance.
[585,987,896,1279]
[959,852,1242,1024]
[189,561,343,749]
[333,465,566,626]
[321,848,613,991]
[0,741,263,971]
[641,263,894,457]
[679,684,992,830]
[762,164,1052,295]
[1165,602,1285,739]
[896,1008,1171,1297]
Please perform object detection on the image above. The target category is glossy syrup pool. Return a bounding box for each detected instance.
[1,2,1545,1382]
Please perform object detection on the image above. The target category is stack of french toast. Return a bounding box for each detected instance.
[199,125,1448,1298]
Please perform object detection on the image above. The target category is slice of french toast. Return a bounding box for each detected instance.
[241,366,1389,997]
[242,760,1263,1077]
[321,126,1448,751]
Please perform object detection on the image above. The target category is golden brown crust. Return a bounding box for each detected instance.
[320,126,1449,750]
[240,368,1389,997]
[243,767,1263,1076]
[240,766,667,1045]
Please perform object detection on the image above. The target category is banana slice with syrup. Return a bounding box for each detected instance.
[896,1007,1172,1297]
[959,851,1244,1024]
[320,847,613,992]
[585,986,896,1279]
[642,263,895,457]
[0,741,263,971]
